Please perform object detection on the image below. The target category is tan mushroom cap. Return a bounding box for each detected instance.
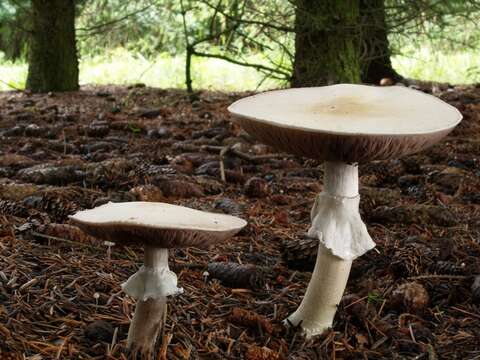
[228,84,462,162]
[69,202,247,248]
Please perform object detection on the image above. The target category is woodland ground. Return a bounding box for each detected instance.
[0,83,479,359]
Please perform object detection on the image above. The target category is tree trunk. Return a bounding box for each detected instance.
[292,0,362,87]
[26,0,79,93]
[360,0,402,84]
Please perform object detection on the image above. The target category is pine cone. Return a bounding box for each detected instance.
[35,223,97,245]
[17,212,51,234]
[229,308,273,334]
[432,261,466,275]
[22,188,82,222]
[0,351,20,360]
[244,177,269,198]
[207,262,265,290]
[282,236,318,271]
[245,345,279,360]
[130,184,165,202]
[214,198,244,216]
[154,178,204,198]
[360,186,401,210]
[390,282,429,313]
[360,160,407,186]
[0,341,20,360]
[389,242,432,278]
[0,200,30,218]
[368,204,456,226]
[135,160,176,178]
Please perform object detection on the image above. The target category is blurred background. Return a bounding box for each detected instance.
[0,0,479,92]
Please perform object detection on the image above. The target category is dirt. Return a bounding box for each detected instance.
[0,83,479,359]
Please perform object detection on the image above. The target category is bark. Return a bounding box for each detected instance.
[360,0,402,83]
[26,0,79,93]
[292,0,362,87]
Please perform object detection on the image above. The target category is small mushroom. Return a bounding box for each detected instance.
[70,201,246,356]
[229,84,462,337]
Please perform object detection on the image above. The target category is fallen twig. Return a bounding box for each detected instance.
[202,144,293,164]
[407,274,469,281]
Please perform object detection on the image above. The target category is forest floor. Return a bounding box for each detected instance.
[0,83,479,359]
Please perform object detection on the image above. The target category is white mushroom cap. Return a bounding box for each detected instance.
[70,202,247,248]
[229,84,462,162]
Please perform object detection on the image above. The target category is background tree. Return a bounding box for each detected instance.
[2,0,480,91]
[292,0,363,87]
[26,0,79,93]
[360,0,402,83]
[179,0,293,92]
[0,1,30,61]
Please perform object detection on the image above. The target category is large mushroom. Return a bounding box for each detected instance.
[70,201,247,356]
[228,84,462,337]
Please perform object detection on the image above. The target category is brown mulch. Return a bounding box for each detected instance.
[0,83,479,359]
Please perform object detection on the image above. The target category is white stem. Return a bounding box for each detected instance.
[287,161,375,337]
[127,296,166,356]
[144,245,169,268]
[124,246,181,356]
[324,161,358,197]
[287,242,352,337]
[122,247,183,300]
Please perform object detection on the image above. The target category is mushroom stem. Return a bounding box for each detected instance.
[126,246,169,356]
[287,242,352,337]
[127,296,166,356]
[323,161,358,197]
[144,245,169,270]
[287,161,374,337]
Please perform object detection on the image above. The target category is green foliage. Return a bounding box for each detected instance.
[0,53,27,89]
[1,0,480,88]
[76,0,182,57]
[0,48,284,91]
[128,123,142,135]
[367,291,384,304]
[3,46,480,92]
[387,0,480,54]
[180,0,293,89]
[393,45,480,84]
[0,0,30,60]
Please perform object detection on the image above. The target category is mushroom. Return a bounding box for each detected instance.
[228,84,462,337]
[70,201,247,355]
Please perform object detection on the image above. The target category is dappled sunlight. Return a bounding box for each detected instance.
[2,47,480,92]
[393,46,480,84]
[0,60,27,90]
[80,49,283,91]
[0,49,283,91]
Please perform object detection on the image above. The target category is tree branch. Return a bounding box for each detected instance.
[197,0,294,32]
[76,4,154,34]
[191,50,291,78]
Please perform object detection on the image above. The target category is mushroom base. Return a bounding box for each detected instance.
[286,162,375,338]
[286,243,352,337]
[127,296,166,357]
